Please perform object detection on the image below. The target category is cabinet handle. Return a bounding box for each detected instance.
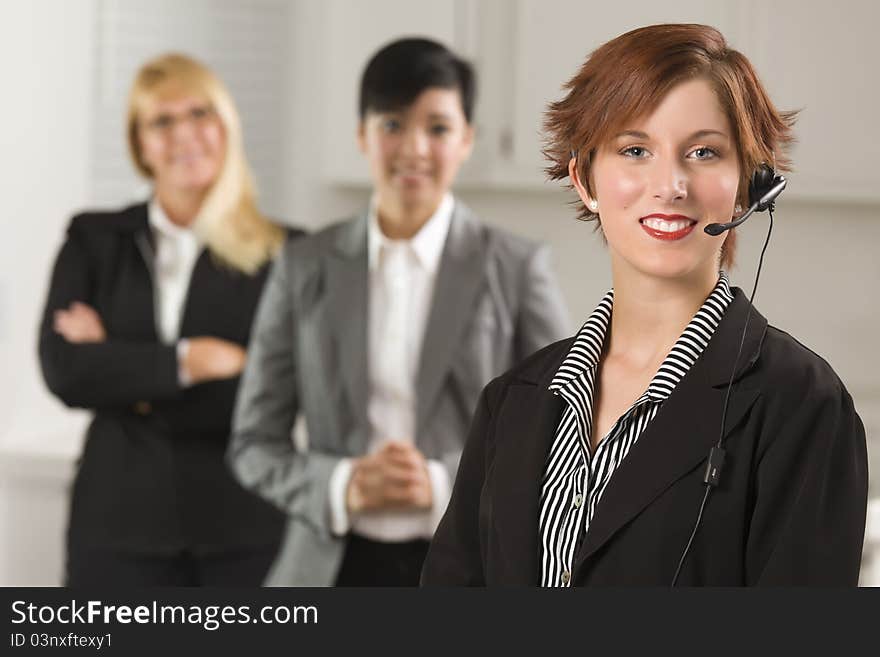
[500,128,514,160]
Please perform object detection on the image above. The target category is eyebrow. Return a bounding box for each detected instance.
[614,129,728,140]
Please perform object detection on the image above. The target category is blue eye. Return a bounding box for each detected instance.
[689,147,718,160]
[620,146,649,158]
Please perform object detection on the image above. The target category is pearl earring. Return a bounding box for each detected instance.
[735,204,743,213]
[588,199,599,212]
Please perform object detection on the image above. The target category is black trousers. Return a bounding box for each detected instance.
[334,534,430,587]
[66,544,278,587]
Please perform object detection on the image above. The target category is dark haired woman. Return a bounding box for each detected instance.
[422,24,867,587]
[228,37,570,586]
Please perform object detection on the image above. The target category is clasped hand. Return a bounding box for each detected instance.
[53,301,106,343]
[346,440,433,513]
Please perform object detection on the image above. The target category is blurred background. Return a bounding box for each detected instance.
[1,0,877,585]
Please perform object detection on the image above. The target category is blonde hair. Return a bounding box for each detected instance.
[127,53,283,274]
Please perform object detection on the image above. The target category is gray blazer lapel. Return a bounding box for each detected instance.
[416,203,487,436]
[326,213,370,447]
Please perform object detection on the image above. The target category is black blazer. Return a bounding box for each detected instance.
[422,289,869,586]
[39,203,295,554]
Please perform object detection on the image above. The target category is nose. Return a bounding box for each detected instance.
[651,157,688,203]
[400,126,430,158]
[170,118,197,142]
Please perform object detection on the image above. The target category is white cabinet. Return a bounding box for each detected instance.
[318,0,880,202]
[493,0,740,189]
[489,0,880,200]
[735,0,880,202]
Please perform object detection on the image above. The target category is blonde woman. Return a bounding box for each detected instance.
[39,53,293,585]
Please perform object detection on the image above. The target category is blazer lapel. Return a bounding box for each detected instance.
[129,204,160,341]
[177,249,217,337]
[489,343,571,584]
[416,203,487,435]
[326,214,370,446]
[571,290,768,579]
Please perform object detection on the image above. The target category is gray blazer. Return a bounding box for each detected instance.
[228,201,570,585]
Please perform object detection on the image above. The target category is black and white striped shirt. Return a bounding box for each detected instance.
[539,273,734,586]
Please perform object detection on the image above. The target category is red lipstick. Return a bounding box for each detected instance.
[639,213,697,241]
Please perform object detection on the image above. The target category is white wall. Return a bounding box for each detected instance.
[0,0,97,584]
[0,0,95,455]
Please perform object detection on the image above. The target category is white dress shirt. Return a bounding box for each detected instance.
[328,194,455,542]
[148,199,203,385]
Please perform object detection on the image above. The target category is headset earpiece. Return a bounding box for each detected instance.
[748,164,784,212]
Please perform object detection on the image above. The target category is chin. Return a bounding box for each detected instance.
[174,170,217,191]
[398,186,439,206]
[630,252,715,283]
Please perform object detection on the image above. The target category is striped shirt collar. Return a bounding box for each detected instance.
[550,272,734,403]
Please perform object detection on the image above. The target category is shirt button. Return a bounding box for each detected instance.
[561,571,571,585]
[573,494,583,509]
[133,401,152,415]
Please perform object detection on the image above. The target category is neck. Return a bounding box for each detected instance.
[154,185,208,228]
[375,194,441,240]
[606,261,719,369]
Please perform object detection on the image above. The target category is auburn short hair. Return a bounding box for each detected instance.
[543,23,797,269]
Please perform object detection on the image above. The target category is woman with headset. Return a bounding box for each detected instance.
[422,23,868,586]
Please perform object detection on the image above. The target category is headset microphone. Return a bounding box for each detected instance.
[704,167,787,236]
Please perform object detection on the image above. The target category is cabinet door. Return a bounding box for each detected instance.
[500,0,739,189]
[321,0,460,185]
[736,0,880,202]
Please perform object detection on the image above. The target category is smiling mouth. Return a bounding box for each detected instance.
[639,214,698,241]
[394,169,431,177]
[393,170,434,189]
[172,153,207,164]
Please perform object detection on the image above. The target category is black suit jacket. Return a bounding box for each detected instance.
[39,203,296,554]
[422,289,869,586]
